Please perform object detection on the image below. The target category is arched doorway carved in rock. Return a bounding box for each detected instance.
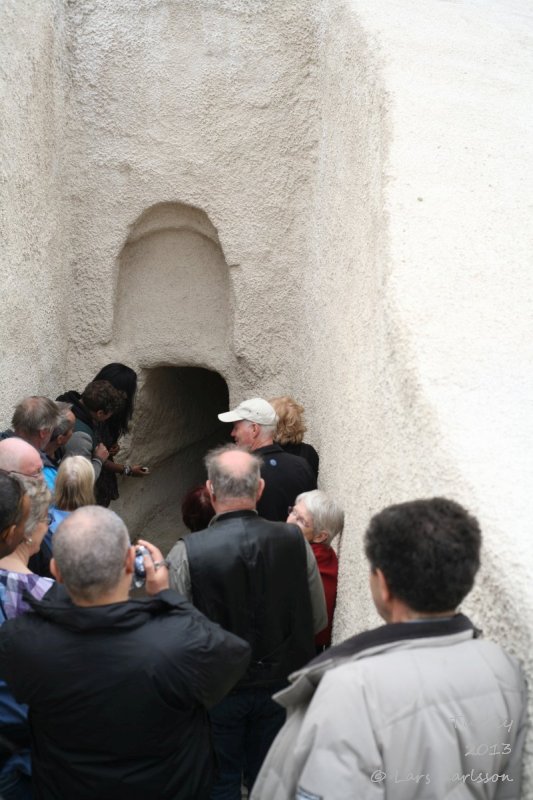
[108,201,235,551]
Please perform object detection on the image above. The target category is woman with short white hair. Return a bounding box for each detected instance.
[287,490,344,651]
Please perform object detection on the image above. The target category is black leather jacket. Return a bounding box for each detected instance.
[185,510,316,688]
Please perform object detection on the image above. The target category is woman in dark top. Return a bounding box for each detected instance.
[92,363,148,506]
[269,396,319,480]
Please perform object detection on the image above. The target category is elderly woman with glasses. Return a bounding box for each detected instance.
[287,490,344,651]
[0,477,53,800]
[0,478,53,615]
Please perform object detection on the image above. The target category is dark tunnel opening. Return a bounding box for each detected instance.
[113,365,230,553]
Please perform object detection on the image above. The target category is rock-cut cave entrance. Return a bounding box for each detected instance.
[114,365,230,554]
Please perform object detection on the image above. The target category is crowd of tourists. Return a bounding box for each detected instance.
[0,364,527,800]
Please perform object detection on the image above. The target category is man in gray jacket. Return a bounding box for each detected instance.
[252,497,527,800]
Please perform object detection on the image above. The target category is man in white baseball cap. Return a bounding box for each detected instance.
[218,398,278,428]
[218,398,316,520]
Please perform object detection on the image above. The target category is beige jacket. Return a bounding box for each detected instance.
[251,615,527,800]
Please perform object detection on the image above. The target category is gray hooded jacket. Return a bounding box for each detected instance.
[251,615,527,800]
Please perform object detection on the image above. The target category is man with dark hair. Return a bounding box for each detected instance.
[58,380,125,478]
[167,445,326,799]
[0,506,250,800]
[252,497,527,800]
[365,497,482,614]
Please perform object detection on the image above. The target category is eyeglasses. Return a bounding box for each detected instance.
[0,466,43,480]
[287,506,314,530]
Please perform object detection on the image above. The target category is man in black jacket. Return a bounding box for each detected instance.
[0,506,251,800]
[57,380,125,478]
[218,398,316,521]
[167,446,327,799]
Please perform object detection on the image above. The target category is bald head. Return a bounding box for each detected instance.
[52,506,130,603]
[217,449,259,478]
[205,446,263,511]
[0,438,43,479]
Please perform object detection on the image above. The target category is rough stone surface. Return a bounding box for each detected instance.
[1,0,531,789]
[0,0,68,401]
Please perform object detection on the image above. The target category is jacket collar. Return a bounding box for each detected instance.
[209,509,258,526]
[310,613,479,670]
[252,443,284,456]
[41,451,56,468]
[274,614,480,709]
[25,583,190,632]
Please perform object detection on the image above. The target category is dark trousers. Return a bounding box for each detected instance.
[209,685,286,800]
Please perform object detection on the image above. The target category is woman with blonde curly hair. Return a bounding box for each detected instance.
[269,396,319,479]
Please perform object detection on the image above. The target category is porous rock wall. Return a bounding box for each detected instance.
[1,0,531,790]
[0,0,69,401]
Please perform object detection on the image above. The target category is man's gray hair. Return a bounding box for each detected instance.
[205,445,262,501]
[12,397,60,436]
[295,490,345,545]
[21,477,51,536]
[258,422,277,438]
[53,506,131,602]
[50,402,74,440]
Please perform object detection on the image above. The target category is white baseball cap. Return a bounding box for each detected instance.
[218,398,277,426]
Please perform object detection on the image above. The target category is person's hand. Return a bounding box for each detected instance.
[108,443,120,457]
[137,539,169,595]
[131,464,149,477]
[95,443,109,461]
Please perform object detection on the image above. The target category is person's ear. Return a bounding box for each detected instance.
[375,568,392,603]
[39,428,50,446]
[256,478,265,502]
[0,524,16,549]
[313,530,329,545]
[125,546,135,575]
[50,558,62,583]
[206,479,215,500]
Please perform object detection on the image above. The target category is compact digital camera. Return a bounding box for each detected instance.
[133,545,151,589]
